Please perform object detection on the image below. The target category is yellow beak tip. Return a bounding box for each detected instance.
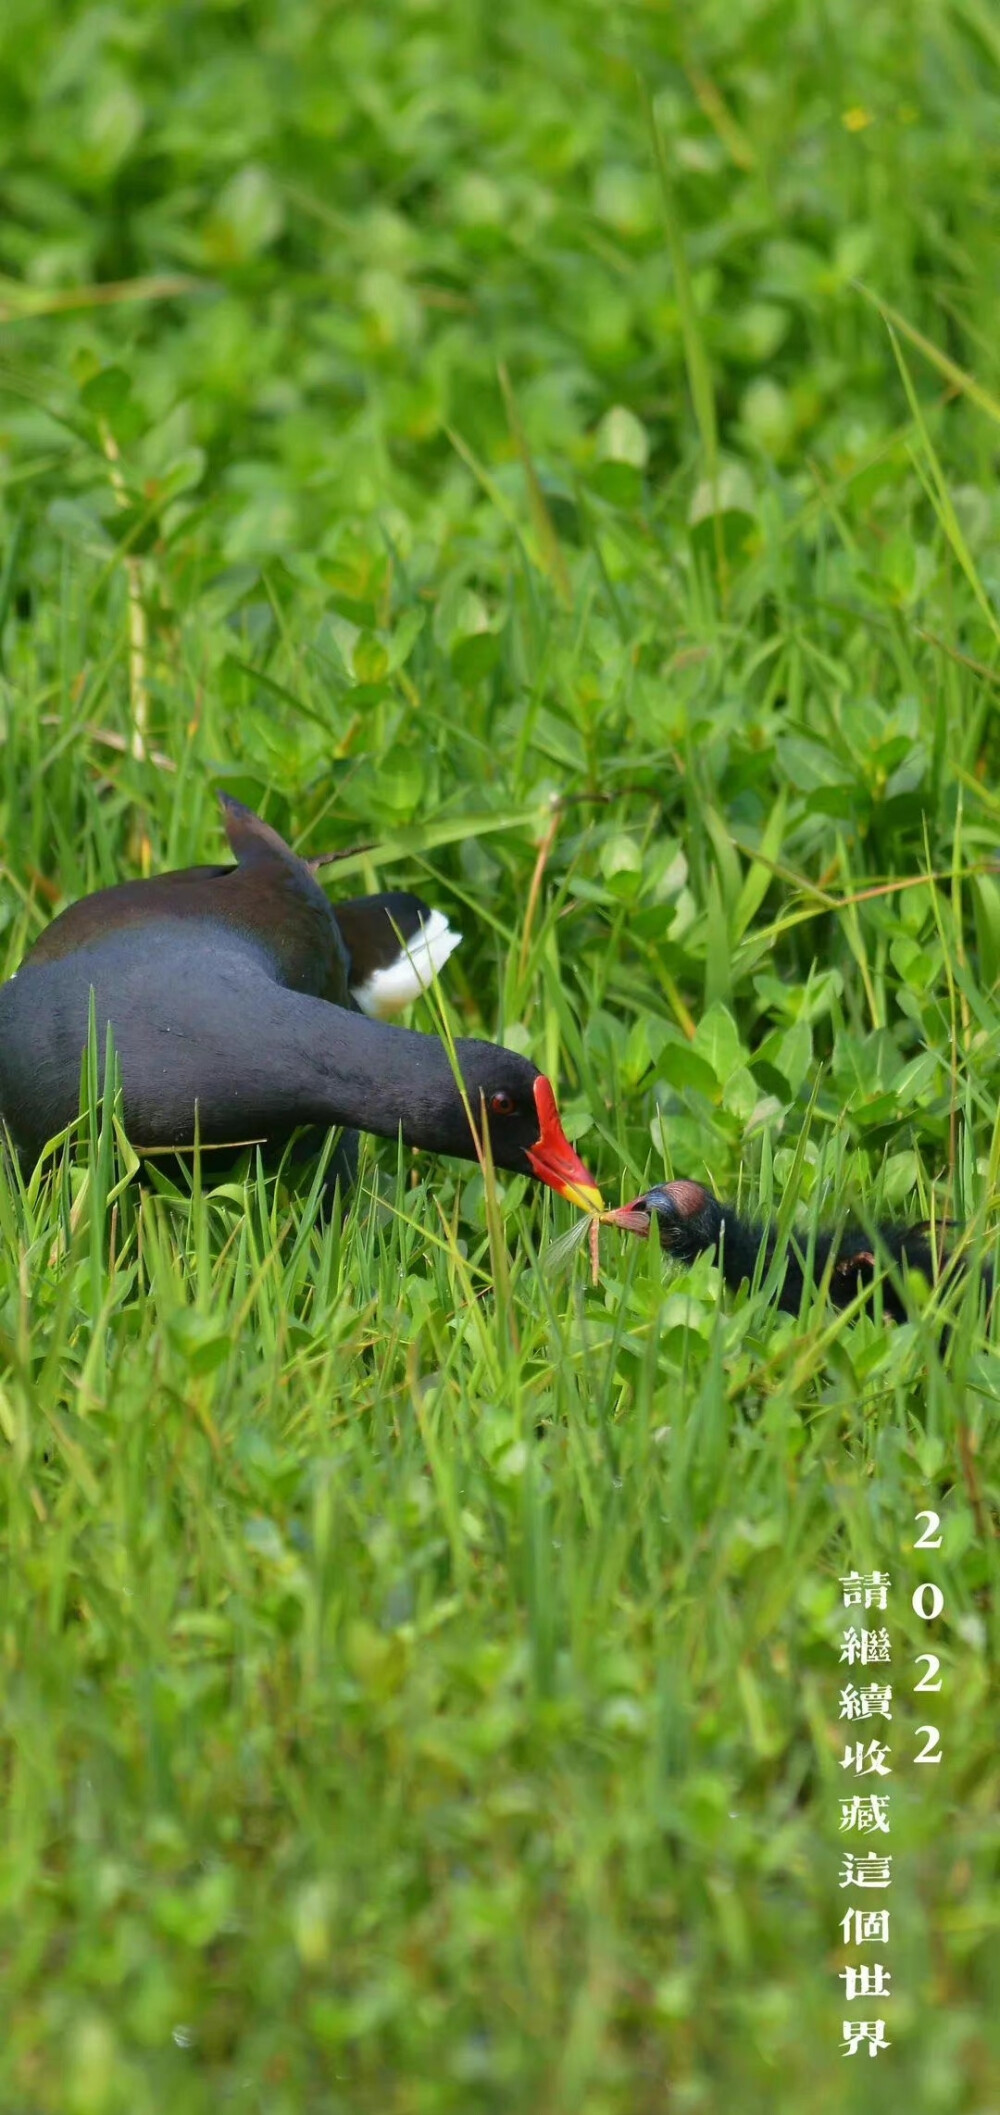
[565,1182,605,1213]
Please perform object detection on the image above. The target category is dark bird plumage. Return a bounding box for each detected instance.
[610,1179,991,1322]
[0,796,602,1211]
[23,804,461,1020]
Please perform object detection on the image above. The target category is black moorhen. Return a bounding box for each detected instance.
[23,813,462,1021]
[0,796,603,1211]
[610,1179,990,1320]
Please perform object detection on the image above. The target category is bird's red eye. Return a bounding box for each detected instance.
[489,1090,517,1117]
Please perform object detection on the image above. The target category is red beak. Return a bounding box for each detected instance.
[602,1204,654,1236]
[525,1077,604,1211]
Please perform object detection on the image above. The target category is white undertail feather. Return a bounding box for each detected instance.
[350,909,462,1019]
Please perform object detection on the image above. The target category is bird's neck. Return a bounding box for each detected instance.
[274,991,467,1152]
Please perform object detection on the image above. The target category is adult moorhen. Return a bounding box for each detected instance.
[23,811,463,1021]
[0,795,603,1211]
[609,1179,991,1320]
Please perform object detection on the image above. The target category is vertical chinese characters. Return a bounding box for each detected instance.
[834,1517,947,2061]
[837,1568,892,2059]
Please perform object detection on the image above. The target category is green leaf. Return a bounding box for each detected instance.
[80,365,133,419]
[208,165,285,262]
[658,1045,721,1099]
[595,405,649,469]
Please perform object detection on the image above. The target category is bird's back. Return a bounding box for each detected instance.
[21,859,351,1007]
[0,920,332,1162]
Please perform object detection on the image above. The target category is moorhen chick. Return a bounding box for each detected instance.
[611,1179,991,1320]
[0,796,603,1212]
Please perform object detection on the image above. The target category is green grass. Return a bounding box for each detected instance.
[1,1,998,2108]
